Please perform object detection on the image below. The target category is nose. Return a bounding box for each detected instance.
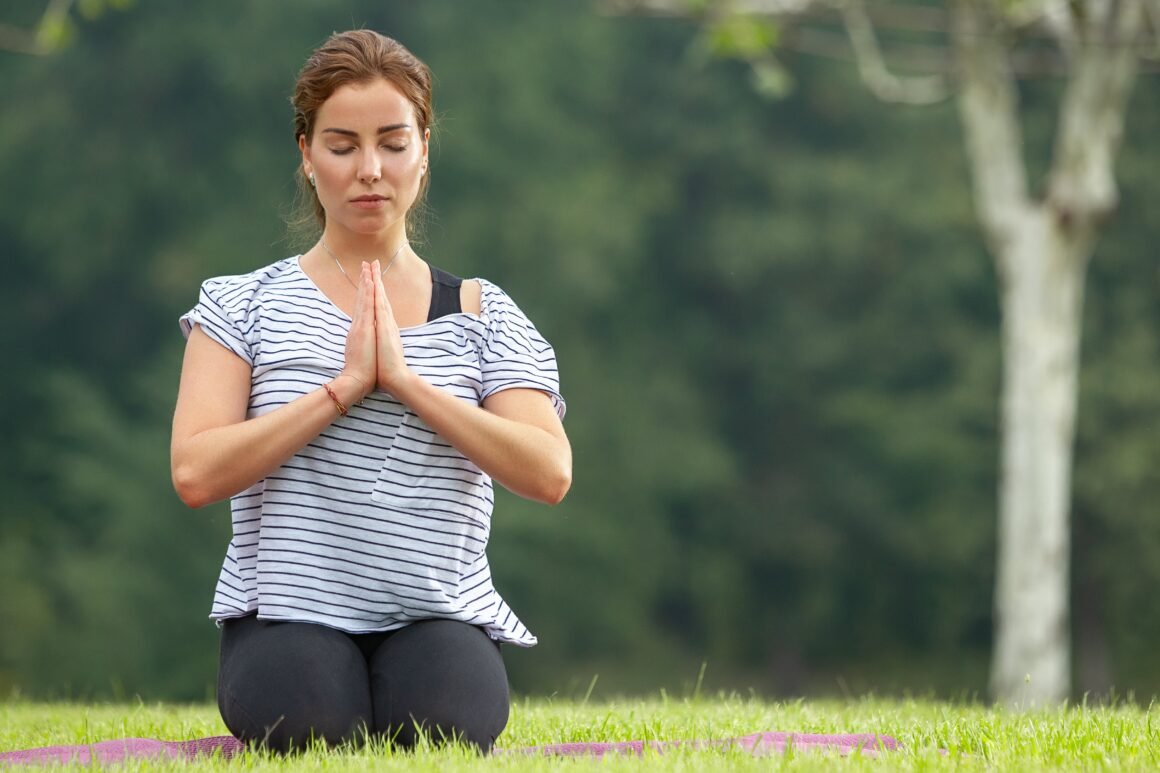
[357,147,381,184]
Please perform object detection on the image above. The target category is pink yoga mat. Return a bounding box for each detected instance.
[0,731,898,765]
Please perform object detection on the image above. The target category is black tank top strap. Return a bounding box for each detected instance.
[427,265,464,322]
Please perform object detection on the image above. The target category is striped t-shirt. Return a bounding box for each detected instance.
[178,255,565,646]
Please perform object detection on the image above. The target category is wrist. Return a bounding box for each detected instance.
[382,368,422,402]
[333,372,371,403]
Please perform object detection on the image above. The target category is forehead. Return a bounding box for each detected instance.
[316,78,416,130]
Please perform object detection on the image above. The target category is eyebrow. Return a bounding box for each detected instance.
[320,123,411,138]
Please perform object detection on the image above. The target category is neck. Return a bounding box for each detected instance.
[320,226,410,263]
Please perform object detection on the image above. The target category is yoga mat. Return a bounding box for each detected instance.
[0,731,898,765]
[0,737,242,766]
[517,732,898,758]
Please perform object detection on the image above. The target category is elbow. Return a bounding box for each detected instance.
[538,462,572,506]
[171,459,215,509]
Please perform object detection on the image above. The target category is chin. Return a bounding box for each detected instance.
[345,216,395,234]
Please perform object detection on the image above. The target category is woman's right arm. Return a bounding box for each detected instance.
[170,328,367,508]
[171,264,377,509]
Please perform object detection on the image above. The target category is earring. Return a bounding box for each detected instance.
[308,172,316,187]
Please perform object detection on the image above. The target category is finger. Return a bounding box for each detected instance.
[355,265,375,340]
[373,264,392,321]
[360,262,374,323]
[367,261,381,315]
[372,260,385,294]
[352,262,369,321]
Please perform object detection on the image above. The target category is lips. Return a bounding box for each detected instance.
[350,194,388,210]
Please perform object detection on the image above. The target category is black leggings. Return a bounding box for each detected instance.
[216,615,510,754]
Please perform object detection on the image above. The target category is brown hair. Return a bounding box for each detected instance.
[289,30,434,236]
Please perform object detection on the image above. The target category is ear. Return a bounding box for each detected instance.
[298,134,312,179]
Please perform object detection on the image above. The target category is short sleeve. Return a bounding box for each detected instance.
[479,281,566,419]
[178,276,255,366]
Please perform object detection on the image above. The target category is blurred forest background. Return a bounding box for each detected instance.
[1,0,1158,703]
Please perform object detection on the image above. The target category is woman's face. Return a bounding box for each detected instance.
[300,77,428,239]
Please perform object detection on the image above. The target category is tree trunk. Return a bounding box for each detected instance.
[954,0,1143,706]
[990,209,1089,706]
[617,0,1147,707]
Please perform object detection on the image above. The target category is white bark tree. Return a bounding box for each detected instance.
[956,0,1146,707]
[609,0,1156,705]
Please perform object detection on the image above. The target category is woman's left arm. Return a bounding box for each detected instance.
[390,376,572,505]
[372,267,571,505]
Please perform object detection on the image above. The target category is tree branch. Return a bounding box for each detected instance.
[952,0,1033,257]
[1036,0,1081,59]
[783,25,950,71]
[838,0,949,104]
[784,21,1160,74]
[1142,0,1160,57]
[0,23,44,54]
[999,0,1079,43]
[603,0,817,15]
[1046,0,1144,226]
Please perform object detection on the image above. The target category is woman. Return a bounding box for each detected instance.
[170,30,571,754]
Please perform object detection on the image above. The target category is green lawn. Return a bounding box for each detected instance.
[2,696,1159,770]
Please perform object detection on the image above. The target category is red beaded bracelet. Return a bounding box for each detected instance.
[322,382,348,417]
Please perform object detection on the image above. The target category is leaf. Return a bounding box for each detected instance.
[704,14,779,60]
[34,14,74,53]
[750,57,793,98]
[78,0,106,22]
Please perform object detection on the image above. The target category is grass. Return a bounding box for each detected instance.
[3,695,1160,770]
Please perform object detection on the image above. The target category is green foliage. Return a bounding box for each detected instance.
[701,15,780,60]
[0,0,1158,703]
[33,13,73,53]
[3,0,138,54]
[690,13,792,97]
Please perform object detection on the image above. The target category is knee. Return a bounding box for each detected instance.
[370,620,510,753]
[218,620,372,753]
[221,683,370,754]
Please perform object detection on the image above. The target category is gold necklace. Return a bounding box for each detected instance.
[320,238,408,288]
